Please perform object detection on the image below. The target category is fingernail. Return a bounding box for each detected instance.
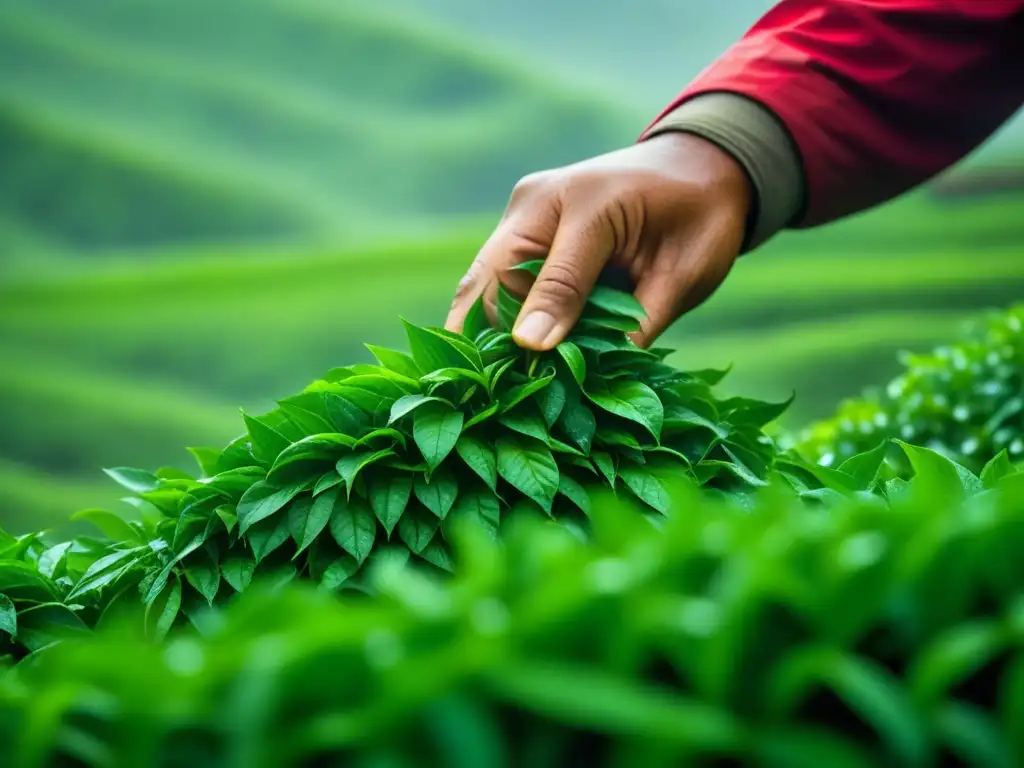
[513,311,557,348]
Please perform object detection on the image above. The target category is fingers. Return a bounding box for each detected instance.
[445,180,559,334]
[512,212,614,351]
[630,228,738,348]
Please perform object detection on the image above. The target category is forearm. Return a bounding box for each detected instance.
[645,0,1024,240]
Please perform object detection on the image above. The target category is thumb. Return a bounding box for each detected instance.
[512,214,613,351]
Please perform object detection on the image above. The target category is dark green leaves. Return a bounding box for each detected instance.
[237,479,308,535]
[456,433,497,491]
[414,402,464,471]
[586,378,664,440]
[496,435,559,513]
[328,493,377,564]
[367,471,413,537]
[0,594,15,638]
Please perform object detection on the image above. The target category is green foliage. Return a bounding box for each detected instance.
[3,445,1024,765]
[794,304,1024,474]
[0,270,783,652]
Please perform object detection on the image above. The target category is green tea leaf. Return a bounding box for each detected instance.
[586,378,664,440]
[465,401,500,430]
[403,319,482,372]
[414,402,464,471]
[836,440,891,491]
[367,470,414,537]
[321,556,360,591]
[0,594,15,638]
[236,480,308,535]
[592,451,615,487]
[329,495,377,564]
[557,342,587,386]
[557,474,592,515]
[279,403,335,436]
[414,468,459,519]
[619,465,671,514]
[336,449,396,496]
[895,440,982,497]
[497,435,559,513]
[500,371,554,413]
[447,488,501,539]
[248,514,292,564]
[354,428,407,450]
[462,295,490,341]
[420,540,455,572]
[456,433,498,492]
[720,394,794,429]
[313,470,344,496]
[556,388,596,454]
[398,506,439,554]
[421,367,490,389]
[496,283,524,332]
[537,377,567,427]
[288,495,330,557]
[186,447,222,478]
[143,574,181,641]
[70,508,143,544]
[221,554,256,593]
[184,551,220,605]
[241,411,292,464]
[585,285,647,320]
[509,258,544,277]
[16,603,90,652]
[389,394,448,424]
[366,344,423,379]
[103,467,160,494]
[980,449,1015,489]
[499,407,550,443]
[577,314,641,333]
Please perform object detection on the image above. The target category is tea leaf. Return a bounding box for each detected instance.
[103,467,161,494]
[980,449,1015,489]
[836,440,891,491]
[462,296,490,341]
[447,488,501,538]
[414,403,464,471]
[70,508,143,544]
[497,435,559,513]
[0,595,15,638]
[321,556,360,591]
[184,552,220,605]
[366,344,423,379]
[499,408,550,443]
[237,480,308,535]
[336,449,396,495]
[618,465,671,514]
[537,378,567,427]
[557,342,587,386]
[248,514,292,564]
[329,495,377,564]
[367,470,414,537]
[241,411,292,464]
[413,468,459,519]
[288,496,331,557]
[403,319,481,372]
[221,555,256,593]
[389,394,448,424]
[398,506,439,554]
[586,285,647,321]
[586,378,664,440]
[557,474,592,515]
[186,447,222,478]
[496,283,524,332]
[456,433,498,492]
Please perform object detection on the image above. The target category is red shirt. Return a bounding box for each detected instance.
[649,0,1024,226]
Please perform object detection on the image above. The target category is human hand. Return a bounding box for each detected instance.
[444,132,751,350]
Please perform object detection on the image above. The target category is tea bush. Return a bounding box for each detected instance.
[0,264,790,656]
[3,441,1024,767]
[794,304,1024,473]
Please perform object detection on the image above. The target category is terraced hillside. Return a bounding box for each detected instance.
[0,0,633,260]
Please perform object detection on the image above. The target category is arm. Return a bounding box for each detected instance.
[644,0,1024,244]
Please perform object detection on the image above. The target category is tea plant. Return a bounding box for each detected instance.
[0,262,788,654]
[3,441,1023,767]
[795,303,1024,473]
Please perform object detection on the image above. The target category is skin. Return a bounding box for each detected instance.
[444,131,752,350]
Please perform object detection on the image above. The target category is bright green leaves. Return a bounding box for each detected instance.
[456,433,497,491]
[289,494,333,557]
[0,594,16,639]
[618,465,671,515]
[403,319,482,373]
[496,283,524,332]
[103,467,160,494]
[327,492,377,565]
[585,378,664,441]
[413,469,459,519]
[242,410,293,464]
[367,471,413,537]
[497,435,559,513]
[557,342,586,385]
[414,402,464,471]
[237,479,307,535]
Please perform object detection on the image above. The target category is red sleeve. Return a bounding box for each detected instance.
[648,0,1024,227]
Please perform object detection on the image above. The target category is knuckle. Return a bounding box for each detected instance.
[510,170,554,203]
[534,261,585,308]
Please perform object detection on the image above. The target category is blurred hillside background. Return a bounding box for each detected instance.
[1,0,1023,532]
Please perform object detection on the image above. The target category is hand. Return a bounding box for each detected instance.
[444,132,751,350]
